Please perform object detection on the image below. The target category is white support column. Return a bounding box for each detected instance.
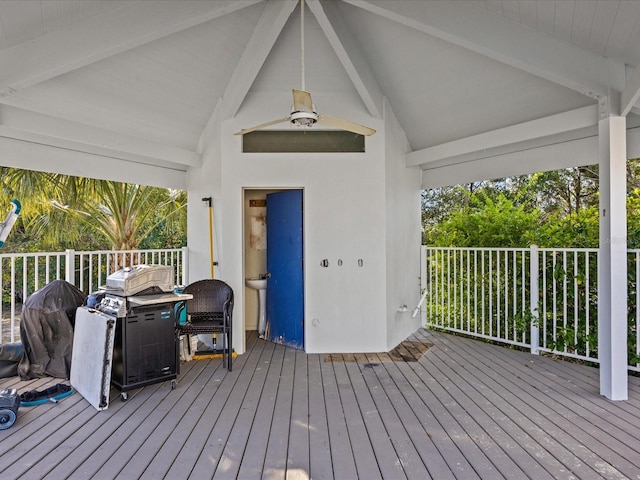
[65,249,76,285]
[530,245,540,355]
[420,245,427,326]
[598,94,628,401]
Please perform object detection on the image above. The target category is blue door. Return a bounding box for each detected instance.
[266,189,304,349]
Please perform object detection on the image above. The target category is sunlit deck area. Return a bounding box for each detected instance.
[1,329,640,480]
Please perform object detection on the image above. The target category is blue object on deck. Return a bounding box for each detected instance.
[19,383,73,406]
[0,199,21,248]
[174,286,187,324]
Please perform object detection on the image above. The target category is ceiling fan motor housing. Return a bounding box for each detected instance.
[290,110,318,127]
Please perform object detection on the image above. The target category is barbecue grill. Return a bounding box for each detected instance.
[71,265,192,409]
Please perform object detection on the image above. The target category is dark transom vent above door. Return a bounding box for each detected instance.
[242,130,365,153]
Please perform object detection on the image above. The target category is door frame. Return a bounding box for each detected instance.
[242,187,305,349]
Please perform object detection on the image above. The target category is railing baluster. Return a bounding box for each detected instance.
[574,250,579,350]
[636,251,640,369]
[563,250,568,354]
[466,249,471,332]
[1,248,185,343]
[481,250,485,336]
[11,256,17,343]
[474,249,478,335]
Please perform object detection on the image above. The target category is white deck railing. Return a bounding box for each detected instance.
[1,247,188,343]
[422,246,640,372]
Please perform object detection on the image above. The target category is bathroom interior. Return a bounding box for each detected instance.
[243,188,292,338]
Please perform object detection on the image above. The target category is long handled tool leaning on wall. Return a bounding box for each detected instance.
[195,197,222,356]
[202,197,215,279]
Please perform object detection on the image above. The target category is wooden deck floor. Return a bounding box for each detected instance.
[1,329,640,480]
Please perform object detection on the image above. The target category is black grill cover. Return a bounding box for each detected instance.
[0,343,23,378]
[18,280,86,380]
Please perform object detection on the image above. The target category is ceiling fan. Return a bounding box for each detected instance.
[235,0,375,137]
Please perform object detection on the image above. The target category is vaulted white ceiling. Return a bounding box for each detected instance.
[1,0,639,187]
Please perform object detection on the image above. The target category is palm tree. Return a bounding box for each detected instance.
[0,167,186,252]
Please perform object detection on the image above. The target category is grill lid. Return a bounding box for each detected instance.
[106,264,173,296]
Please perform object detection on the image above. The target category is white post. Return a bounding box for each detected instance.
[419,245,427,325]
[598,94,628,401]
[65,249,76,285]
[530,245,539,355]
[181,246,189,286]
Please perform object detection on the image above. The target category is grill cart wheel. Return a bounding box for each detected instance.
[0,409,17,430]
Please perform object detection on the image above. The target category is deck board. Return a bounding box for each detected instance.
[188,333,268,479]
[215,339,276,479]
[236,343,285,479]
[307,353,332,480]
[419,330,637,479]
[262,346,296,477]
[427,330,640,478]
[2,329,640,479]
[287,350,311,477]
[318,351,359,479]
[358,353,430,479]
[331,354,383,479]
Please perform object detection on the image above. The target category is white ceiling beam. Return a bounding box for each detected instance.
[0,137,186,189]
[622,65,640,117]
[407,105,599,168]
[422,125,640,189]
[222,0,298,119]
[198,98,223,155]
[0,126,200,170]
[344,0,625,99]
[0,0,262,99]
[421,136,599,189]
[307,0,382,118]
[0,105,200,169]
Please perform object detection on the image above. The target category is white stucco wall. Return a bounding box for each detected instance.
[218,117,388,354]
[383,100,423,349]
[186,105,225,282]
[187,93,423,355]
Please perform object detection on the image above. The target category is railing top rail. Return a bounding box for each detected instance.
[424,246,530,253]
[74,248,182,255]
[1,251,66,259]
[1,248,183,258]
[424,245,599,253]
[537,247,598,253]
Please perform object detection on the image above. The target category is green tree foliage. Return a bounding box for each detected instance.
[535,206,600,248]
[627,188,640,249]
[423,163,640,249]
[422,161,640,366]
[427,193,539,247]
[0,167,186,252]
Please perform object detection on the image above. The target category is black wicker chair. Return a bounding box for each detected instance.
[177,279,234,371]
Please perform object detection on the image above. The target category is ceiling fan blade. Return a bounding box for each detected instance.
[317,114,376,136]
[234,117,291,135]
[292,89,314,113]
